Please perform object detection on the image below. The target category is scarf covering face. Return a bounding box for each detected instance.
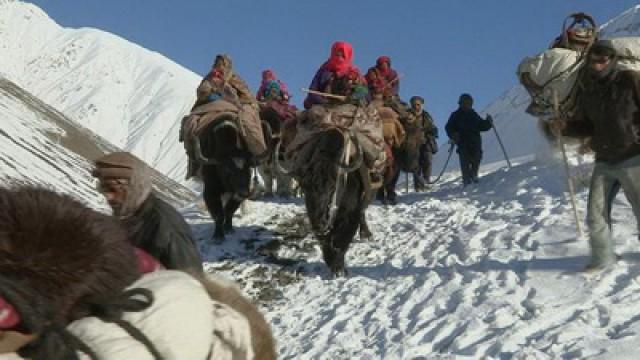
[321,41,359,77]
[376,56,392,78]
[213,54,234,81]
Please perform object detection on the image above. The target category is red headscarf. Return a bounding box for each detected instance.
[321,41,359,77]
[376,56,393,78]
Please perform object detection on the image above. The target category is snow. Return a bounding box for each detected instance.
[0,76,195,210]
[0,0,201,182]
[191,154,640,359]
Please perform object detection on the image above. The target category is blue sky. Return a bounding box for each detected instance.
[30,1,639,129]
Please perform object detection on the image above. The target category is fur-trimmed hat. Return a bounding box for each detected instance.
[0,186,140,356]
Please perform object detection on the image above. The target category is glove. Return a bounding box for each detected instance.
[486,115,494,125]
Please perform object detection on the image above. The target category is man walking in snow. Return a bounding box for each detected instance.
[92,151,203,273]
[551,40,640,271]
[407,95,438,190]
[445,93,493,186]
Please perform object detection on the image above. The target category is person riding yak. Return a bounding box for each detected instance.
[256,69,291,103]
[366,56,407,118]
[181,54,267,179]
[287,41,386,276]
[256,69,297,198]
[303,41,369,109]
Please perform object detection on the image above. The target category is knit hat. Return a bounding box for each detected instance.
[410,96,424,105]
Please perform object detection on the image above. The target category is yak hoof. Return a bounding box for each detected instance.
[359,230,373,242]
[330,267,348,278]
[212,230,225,242]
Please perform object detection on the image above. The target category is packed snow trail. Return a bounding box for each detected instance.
[188,157,640,359]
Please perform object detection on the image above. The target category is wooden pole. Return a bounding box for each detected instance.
[552,90,584,239]
[489,115,513,169]
[301,88,347,101]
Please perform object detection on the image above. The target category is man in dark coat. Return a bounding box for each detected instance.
[407,96,439,190]
[92,152,203,273]
[551,40,640,271]
[445,93,493,186]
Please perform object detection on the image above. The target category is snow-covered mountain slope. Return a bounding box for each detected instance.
[0,76,195,209]
[473,5,640,169]
[191,156,640,359]
[0,0,201,181]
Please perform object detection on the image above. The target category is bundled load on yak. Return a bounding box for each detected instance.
[179,55,270,239]
[180,60,268,180]
[517,13,640,119]
[278,96,386,276]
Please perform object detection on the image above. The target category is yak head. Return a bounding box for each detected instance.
[299,128,362,235]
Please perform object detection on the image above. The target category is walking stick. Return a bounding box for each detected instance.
[489,115,512,169]
[552,90,584,238]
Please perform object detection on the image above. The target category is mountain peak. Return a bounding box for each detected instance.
[600,4,640,38]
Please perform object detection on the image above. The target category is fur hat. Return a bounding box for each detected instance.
[0,186,140,353]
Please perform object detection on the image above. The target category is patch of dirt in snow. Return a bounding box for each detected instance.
[195,202,320,303]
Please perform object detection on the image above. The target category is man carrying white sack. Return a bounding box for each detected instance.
[550,40,640,271]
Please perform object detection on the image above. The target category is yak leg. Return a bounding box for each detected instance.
[322,208,360,278]
[223,196,244,233]
[203,182,225,240]
[359,211,373,241]
[322,174,364,278]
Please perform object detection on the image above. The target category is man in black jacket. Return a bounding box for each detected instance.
[445,93,493,186]
[551,40,640,271]
[92,152,203,273]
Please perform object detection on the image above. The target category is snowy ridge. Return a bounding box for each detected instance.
[600,5,640,38]
[0,76,195,209]
[0,0,201,181]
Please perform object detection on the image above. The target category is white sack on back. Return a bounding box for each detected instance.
[517,48,583,117]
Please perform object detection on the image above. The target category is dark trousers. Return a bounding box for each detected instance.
[458,147,481,185]
[415,144,433,187]
[377,165,400,203]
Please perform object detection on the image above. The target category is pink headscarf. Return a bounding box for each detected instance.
[376,56,393,78]
[262,69,276,82]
